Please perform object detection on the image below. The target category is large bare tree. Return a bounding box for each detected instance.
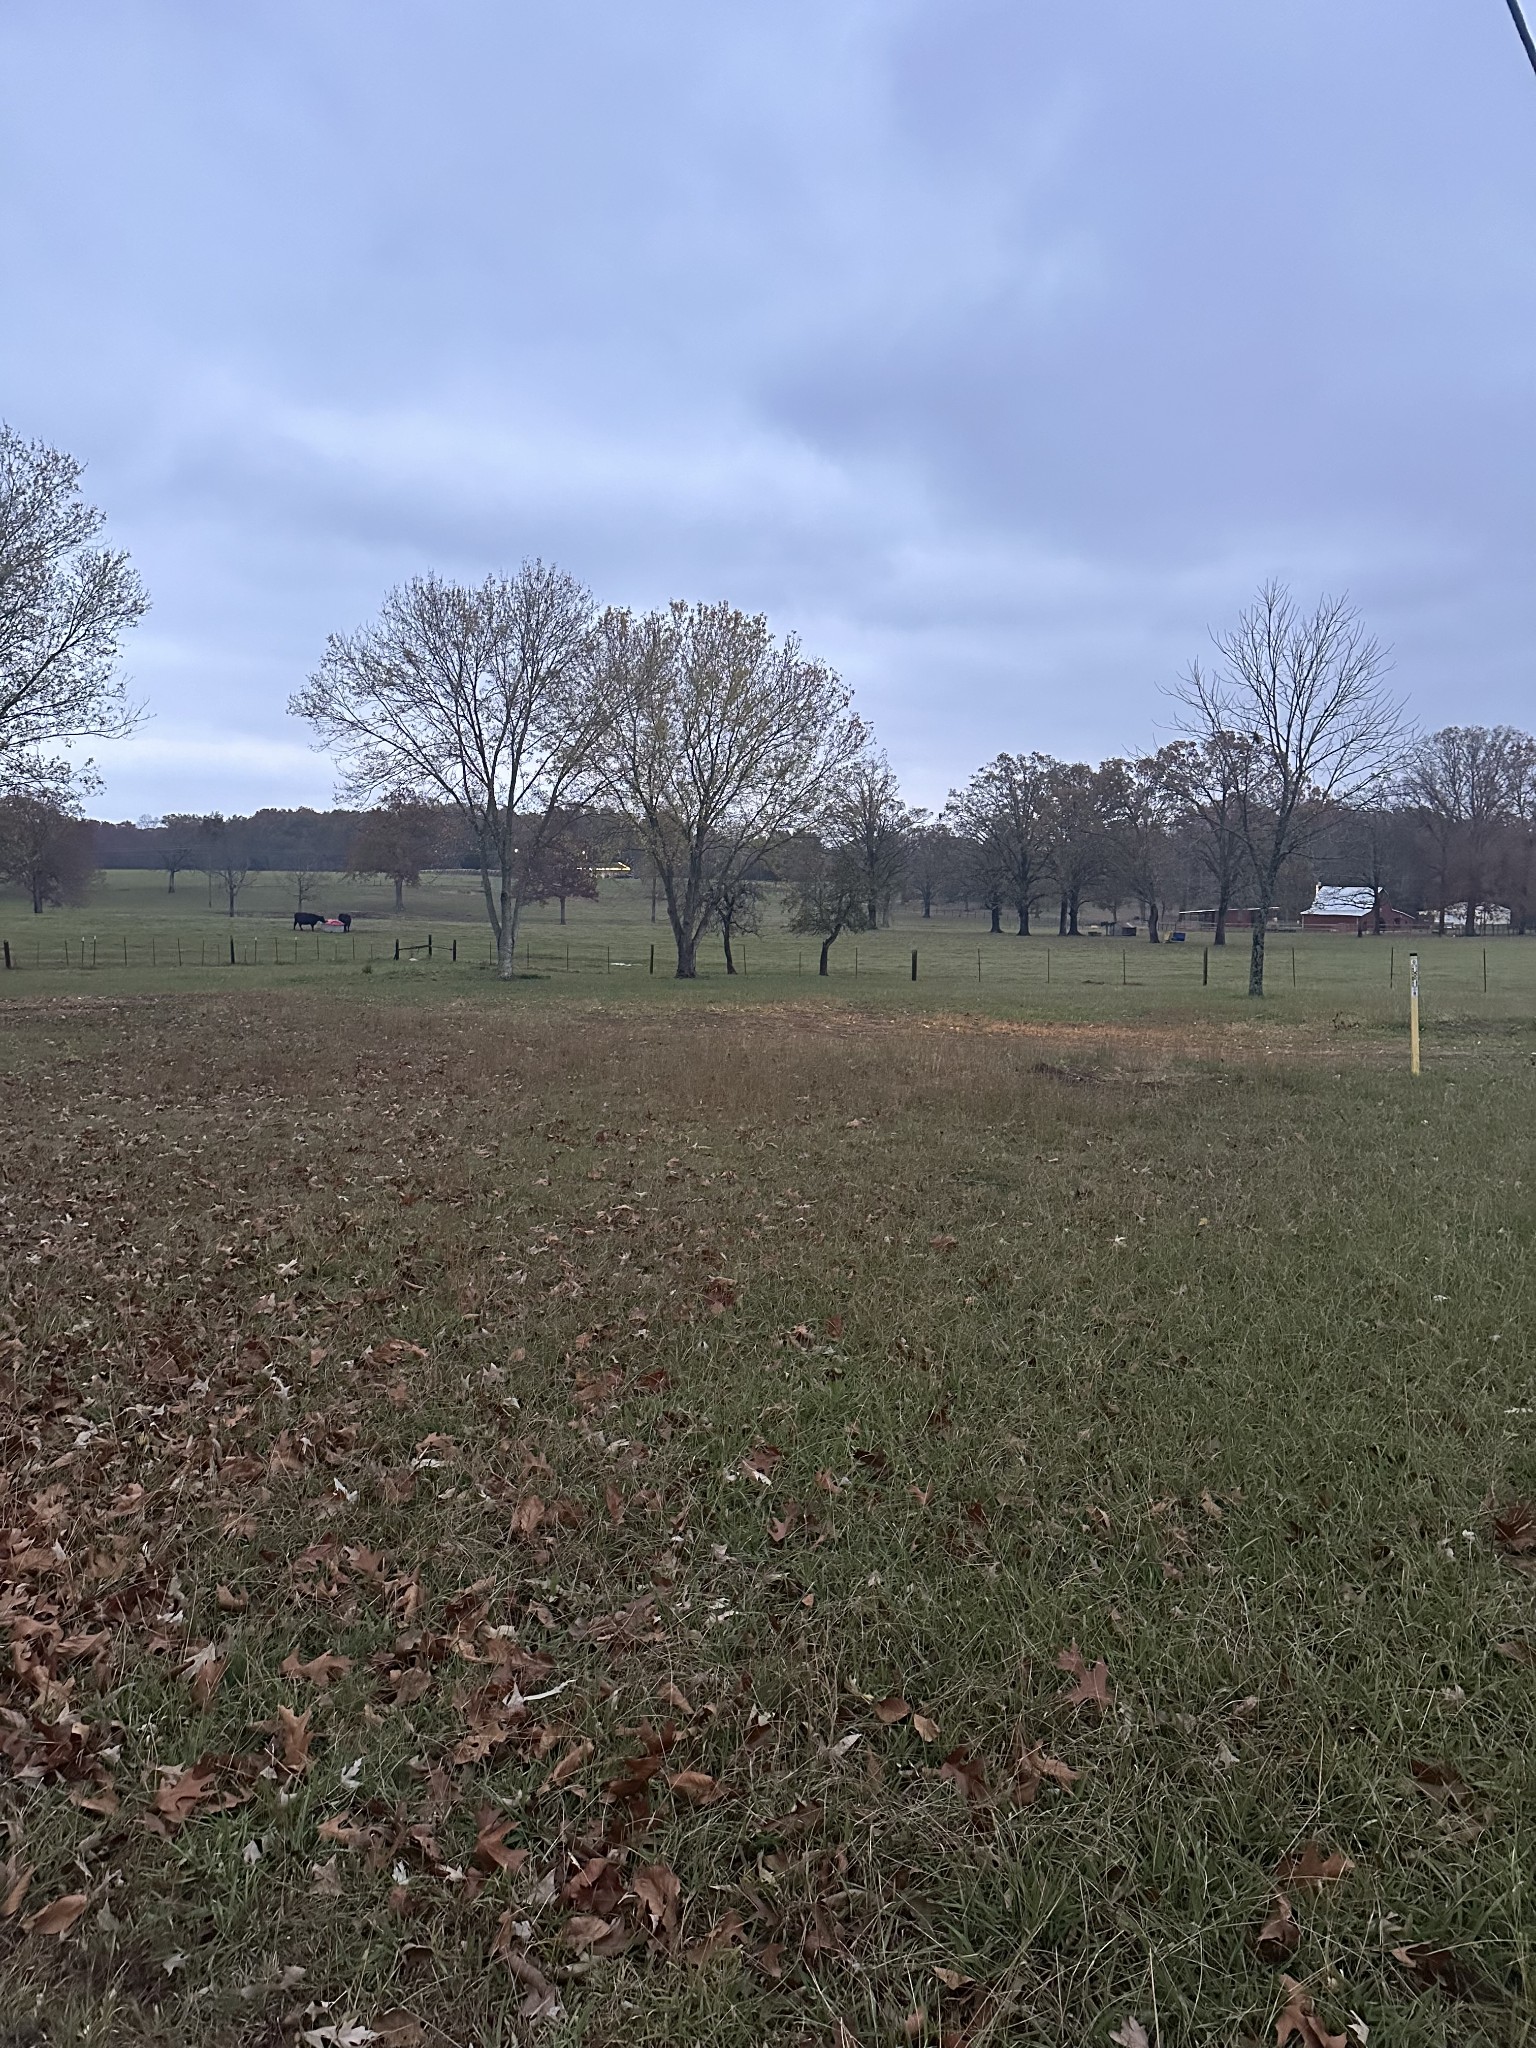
[592,600,864,977]
[1160,736,1250,944]
[291,565,603,977]
[1174,584,1402,995]
[0,425,148,787]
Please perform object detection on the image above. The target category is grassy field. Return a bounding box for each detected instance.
[2,869,1533,1037]
[1,941,1534,2044]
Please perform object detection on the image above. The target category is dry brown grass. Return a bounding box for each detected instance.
[2,990,1533,2048]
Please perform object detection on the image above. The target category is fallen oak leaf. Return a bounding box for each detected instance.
[872,1695,911,1725]
[1011,1743,1079,1805]
[151,1760,221,1825]
[684,1908,744,1965]
[630,1861,683,1943]
[911,1713,940,1743]
[1109,2022,1151,2048]
[1,1862,35,1918]
[1391,1942,1489,1998]
[562,1912,618,1949]
[544,1737,594,1790]
[1276,1843,1355,1891]
[937,1746,987,1805]
[1055,1642,1114,1714]
[1275,1976,1349,2048]
[280,1650,354,1687]
[472,1808,525,1874]
[1408,1758,1472,1804]
[666,1769,722,1805]
[1253,1892,1301,1963]
[274,1705,313,1776]
[1493,1639,1536,1666]
[22,1891,88,1939]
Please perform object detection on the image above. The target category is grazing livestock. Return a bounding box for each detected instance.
[293,911,324,930]
[323,913,353,932]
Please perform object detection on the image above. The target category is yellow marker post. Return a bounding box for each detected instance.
[1409,951,1420,1076]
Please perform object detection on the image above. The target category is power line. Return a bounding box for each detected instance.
[1505,0,1536,79]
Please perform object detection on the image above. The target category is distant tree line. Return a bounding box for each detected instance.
[4,423,1534,996]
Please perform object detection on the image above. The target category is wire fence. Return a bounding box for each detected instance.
[2,928,1531,999]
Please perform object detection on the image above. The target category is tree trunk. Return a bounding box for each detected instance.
[1017,903,1031,936]
[166,869,176,894]
[1436,905,1446,935]
[675,929,697,978]
[394,876,405,912]
[1067,892,1080,937]
[1248,892,1271,996]
[1213,886,1229,946]
[723,919,736,974]
[1464,898,1477,938]
[495,861,518,981]
[558,895,567,925]
[819,935,832,975]
[989,902,1001,934]
[921,883,932,917]
[1147,902,1160,943]
[31,876,43,913]
[227,884,236,917]
[650,875,658,924]
[1058,895,1068,936]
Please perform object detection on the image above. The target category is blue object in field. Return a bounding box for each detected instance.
[1171,931,1186,942]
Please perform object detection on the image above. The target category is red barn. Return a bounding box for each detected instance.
[1299,887,1419,934]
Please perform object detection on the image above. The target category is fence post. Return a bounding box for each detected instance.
[229,936,236,966]
[1202,945,1208,986]
[1291,946,1296,987]
[606,945,611,974]
[2,941,9,971]
[177,938,182,968]
[1410,951,1421,1075]
[977,949,981,983]
[1121,948,1127,986]
[1390,945,1394,988]
[451,937,457,962]
[649,944,655,975]
[911,949,918,981]
[1046,947,1051,984]
[394,938,400,961]
[123,936,128,967]
[1483,947,1488,993]
[854,947,859,976]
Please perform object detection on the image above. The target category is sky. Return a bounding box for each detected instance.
[3,0,1535,818]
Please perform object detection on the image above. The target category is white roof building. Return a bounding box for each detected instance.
[1305,886,1376,918]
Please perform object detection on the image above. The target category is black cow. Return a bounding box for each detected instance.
[293,911,324,930]
[336,912,352,932]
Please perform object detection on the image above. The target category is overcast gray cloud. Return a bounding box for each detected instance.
[2,0,1533,816]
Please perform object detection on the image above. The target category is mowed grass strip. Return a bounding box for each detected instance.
[1,992,1532,2048]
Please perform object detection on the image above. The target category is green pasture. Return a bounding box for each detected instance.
[2,870,1533,1046]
